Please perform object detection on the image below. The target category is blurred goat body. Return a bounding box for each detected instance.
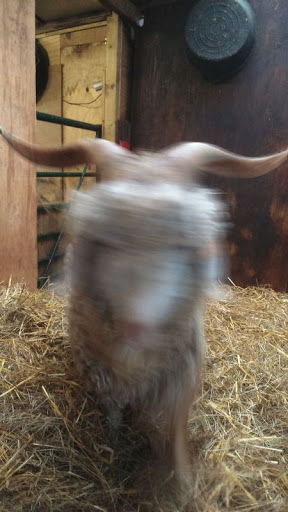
[1,127,286,484]
[66,179,227,478]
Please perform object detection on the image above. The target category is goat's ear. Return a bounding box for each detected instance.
[0,127,128,179]
[162,142,288,179]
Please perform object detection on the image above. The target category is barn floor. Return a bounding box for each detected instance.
[0,284,287,511]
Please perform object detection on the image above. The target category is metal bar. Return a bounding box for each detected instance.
[76,163,89,191]
[38,270,64,288]
[38,161,93,287]
[38,271,62,281]
[37,203,70,213]
[38,253,65,266]
[39,161,90,288]
[36,115,101,287]
[38,231,60,241]
[37,171,98,178]
[36,111,102,135]
[38,277,49,288]
[40,227,65,280]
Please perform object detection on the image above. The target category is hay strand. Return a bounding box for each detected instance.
[0,284,287,511]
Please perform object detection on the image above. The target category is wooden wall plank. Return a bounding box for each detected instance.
[118,22,133,123]
[36,17,108,37]
[104,13,120,141]
[0,0,37,289]
[35,20,127,284]
[60,25,107,49]
[61,28,106,199]
[36,24,109,285]
[99,0,142,26]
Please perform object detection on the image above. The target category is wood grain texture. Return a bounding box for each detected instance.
[131,0,288,291]
[0,0,37,289]
[36,17,108,37]
[99,0,142,25]
[36,23,109,283]
[104,13,120,141]
[60,25,107,49]
[61,28,106,198]
[118,21,133,123]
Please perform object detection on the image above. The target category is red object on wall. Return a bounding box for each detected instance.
[119,140,130,151]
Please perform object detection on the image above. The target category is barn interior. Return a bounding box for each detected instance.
[0,0,288,291]
[0,1,287,511]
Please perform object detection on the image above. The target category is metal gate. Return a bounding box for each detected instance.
[36,111,102,288]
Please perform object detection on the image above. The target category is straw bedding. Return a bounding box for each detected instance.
[0,284,287,511]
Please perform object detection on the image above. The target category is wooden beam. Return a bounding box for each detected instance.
[134,0,182,8]
[99,0,144,26]
[104,13,121,142]
[104,13,134,142]
[36,13,108,36]
[0,0,37,289]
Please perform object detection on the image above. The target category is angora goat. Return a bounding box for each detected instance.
[1,127,287,485]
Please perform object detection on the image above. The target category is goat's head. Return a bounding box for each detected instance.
[1,128,287,343]
[68,180,227,335]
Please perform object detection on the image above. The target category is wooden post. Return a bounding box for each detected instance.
[99,0,143,26]
[104,13,120,142]
[0,0,37,289]
[104,13,133,144]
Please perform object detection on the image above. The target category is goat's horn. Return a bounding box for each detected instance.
[0,127,126,174]
[163,142,288,179]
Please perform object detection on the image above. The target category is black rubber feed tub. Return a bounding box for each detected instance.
[185,0,255,82]
[36,40,49,103]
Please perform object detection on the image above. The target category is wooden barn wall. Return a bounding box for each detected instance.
[61,24,106,198]
[36,14,132,284]
[0,0,37,289]
[131,0,288,292]
[36,35,62,205]
[36,22,107,282]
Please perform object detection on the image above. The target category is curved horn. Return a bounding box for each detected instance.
[0,127,128,178]
[163,142,288,179]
